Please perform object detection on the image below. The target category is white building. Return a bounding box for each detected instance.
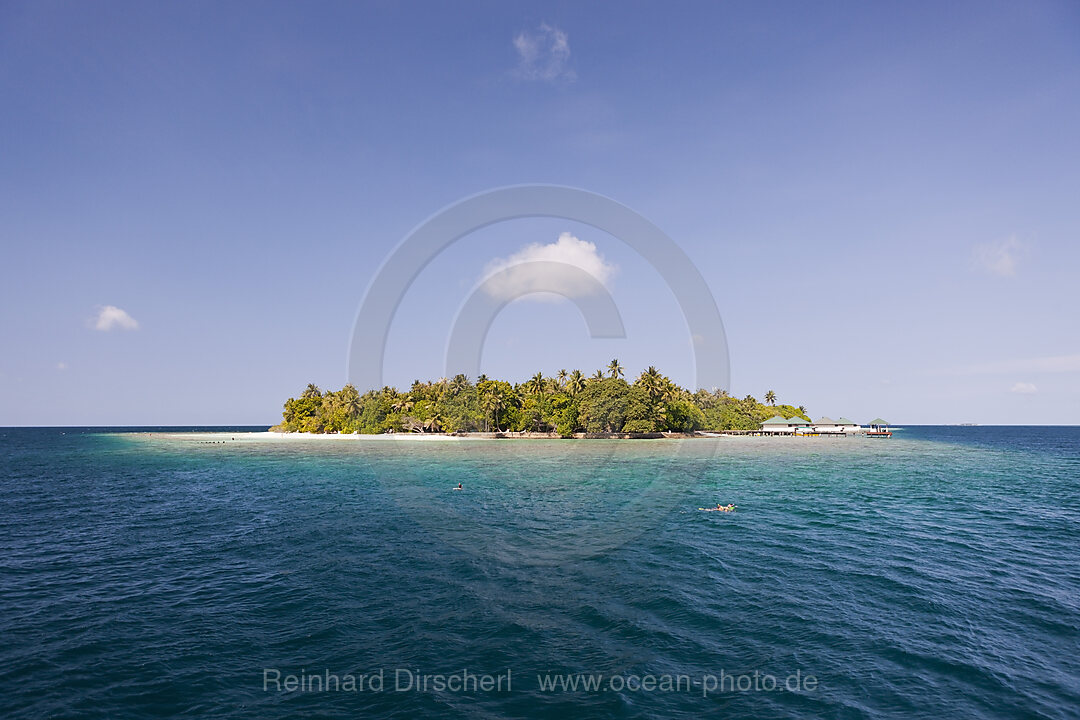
[812,417,861,434]
[760,415,812,435]
[835,417,861,434]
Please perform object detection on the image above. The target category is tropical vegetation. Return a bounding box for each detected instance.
[272,361,810,437]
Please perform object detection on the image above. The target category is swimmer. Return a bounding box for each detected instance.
[453,483,463,491]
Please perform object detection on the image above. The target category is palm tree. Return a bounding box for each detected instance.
[591,370,605,382]
[301,383,322,399]
[477,374,489,384]
[392,397,414,414]
[607,358,624,379]
[568,370,586,396]
[556,368,568,389]
[765,390,777,406]
[481,391,504,432]
[527,372,545,396]
[638,366,666,401]
[480,393,492,432]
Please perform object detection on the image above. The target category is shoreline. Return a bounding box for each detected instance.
[130,430,903,442]
[256,430,885,440]
[261,430,697,440]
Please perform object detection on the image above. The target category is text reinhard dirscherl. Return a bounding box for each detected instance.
[262,669,818,698]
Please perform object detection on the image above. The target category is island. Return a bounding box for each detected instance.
[270,360,811,438]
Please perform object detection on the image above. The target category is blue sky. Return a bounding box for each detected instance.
[1,1,1078,425]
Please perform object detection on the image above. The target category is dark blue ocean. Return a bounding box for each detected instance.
[2,427,1078,719]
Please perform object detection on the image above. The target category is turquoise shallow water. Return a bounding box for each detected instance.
[1,427,1078,718]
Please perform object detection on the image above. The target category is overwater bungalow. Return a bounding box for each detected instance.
[836,417,861,433]
[866,418,892,437]
[759,415,811,435]
[757,416,884,437]
[810,417,860,434]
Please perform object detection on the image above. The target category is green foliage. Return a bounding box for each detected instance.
[437,374,478,433]
[552,395,577,438]
[478,379,517,432]
[275,365,809,435]
[665,397,705,432]
[576,378,631,433]
[622,385,657,433]
[357,390,393,433]
[772,404,810,422]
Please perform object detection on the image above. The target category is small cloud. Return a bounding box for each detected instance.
[972,236,1023,277]
[94,305,139,331]
[513,23,575,82]
[56,362,67,371]
[1010,382,1038,394]
[482,232,615,302]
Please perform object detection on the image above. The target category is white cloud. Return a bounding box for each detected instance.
[94,305,139,331]
[481,232,615,302]
[513,23,575,82]
[1010,382,1038,394]
[56,362,67,371]
[972,236,1023,277]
